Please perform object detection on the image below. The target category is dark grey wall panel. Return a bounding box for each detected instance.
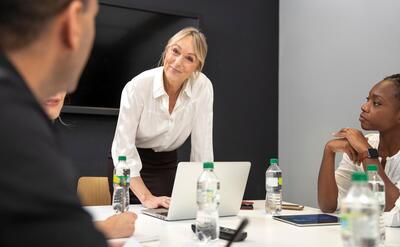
[61,0,278,199]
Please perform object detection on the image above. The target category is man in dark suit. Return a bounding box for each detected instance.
[0,1,136,246]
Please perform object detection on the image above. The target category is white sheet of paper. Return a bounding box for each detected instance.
[122,237,141,247]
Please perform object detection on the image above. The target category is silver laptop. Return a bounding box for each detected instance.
[142,161,251,221]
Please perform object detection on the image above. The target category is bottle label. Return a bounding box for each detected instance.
[340,213,350,227]
[113,175,130,186]
[341,211,379,239]
[267,177,278,187]
[197,189,220,204]
[340,214,351,237]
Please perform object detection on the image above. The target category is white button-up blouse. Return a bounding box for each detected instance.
[335,133,400,226]
[111,67,214,177]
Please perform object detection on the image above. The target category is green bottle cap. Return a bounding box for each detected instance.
[351,172,368,182]
[367,164,378,171]
[270,158,278,165]
[203,162,214,169]
[118,155,126,161]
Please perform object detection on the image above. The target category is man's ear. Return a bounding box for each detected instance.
[397,111,400,124]
[60,1,85,50]
[395,106,400,124]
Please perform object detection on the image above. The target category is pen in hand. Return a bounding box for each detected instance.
[225,218,249,247]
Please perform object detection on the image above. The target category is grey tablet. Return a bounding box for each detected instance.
[273,214,340,227]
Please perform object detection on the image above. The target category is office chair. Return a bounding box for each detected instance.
[77,176,111,206]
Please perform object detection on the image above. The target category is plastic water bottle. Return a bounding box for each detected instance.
[112,155,130,213]
[265,158,282,214]
[196,162,220,242]
[367,164,385,244]
[340,172,380,247]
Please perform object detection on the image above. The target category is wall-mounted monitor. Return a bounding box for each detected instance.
[63,2,199,115]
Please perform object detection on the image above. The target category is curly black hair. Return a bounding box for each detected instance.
[383,74,400,100]
[0,0,88,51]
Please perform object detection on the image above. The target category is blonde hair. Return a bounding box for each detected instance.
[159,27,208,72]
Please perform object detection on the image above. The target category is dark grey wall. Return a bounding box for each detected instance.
[61,0,279,199]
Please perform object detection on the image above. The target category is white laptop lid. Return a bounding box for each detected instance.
[165,161,251,221]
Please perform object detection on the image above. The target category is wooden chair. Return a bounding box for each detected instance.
[77,176,111,206]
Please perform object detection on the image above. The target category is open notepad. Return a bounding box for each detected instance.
[108,234,159,247]
[84,206,160,245]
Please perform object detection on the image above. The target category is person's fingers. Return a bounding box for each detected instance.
[353,150,359,165]
[123,211,137,220]
[345,147,355,162]
[346,151,354,162]
[334,127,352,137]
[332,130,346,138]
[163,198,170,205]
[347,145,359,163]
[350,147,358,163]
[327,138,347,153]
[353,153,359,165]
[109,242,124,247]
[352,146,362,165]
[145,201,157,209]
[332,132,342,137]
[161,200,170,208]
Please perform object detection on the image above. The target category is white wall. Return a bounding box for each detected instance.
[279,0,400,207]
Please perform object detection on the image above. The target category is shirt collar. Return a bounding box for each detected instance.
[182,75,193,98]
[152,67,193,99]
[0,53,26,88]
[153,67,166,99]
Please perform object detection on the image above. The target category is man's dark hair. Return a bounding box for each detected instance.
[0,0,87,51]
[383,74,400,100]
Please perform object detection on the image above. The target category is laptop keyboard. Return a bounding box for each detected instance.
[159,211,168,216]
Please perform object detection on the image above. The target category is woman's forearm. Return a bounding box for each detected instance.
[318,147,339,212]
[130,176,152,203]
[377,168,400,211]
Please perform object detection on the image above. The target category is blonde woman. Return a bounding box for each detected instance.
[111,27,214,209]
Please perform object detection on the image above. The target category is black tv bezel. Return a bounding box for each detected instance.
[62,1,201,116]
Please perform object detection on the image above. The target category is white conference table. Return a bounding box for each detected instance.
[85,201,400,247]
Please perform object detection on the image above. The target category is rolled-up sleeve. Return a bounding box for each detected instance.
[190,79,214,162]
[111,82,143,177]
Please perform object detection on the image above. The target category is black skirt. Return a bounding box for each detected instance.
[108,148,178,204]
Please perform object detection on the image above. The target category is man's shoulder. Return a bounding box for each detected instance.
[0,74,60,171]
[0,76,52,137]
[0,73,37,107]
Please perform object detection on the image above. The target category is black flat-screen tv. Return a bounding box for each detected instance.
[63,2,199,115]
